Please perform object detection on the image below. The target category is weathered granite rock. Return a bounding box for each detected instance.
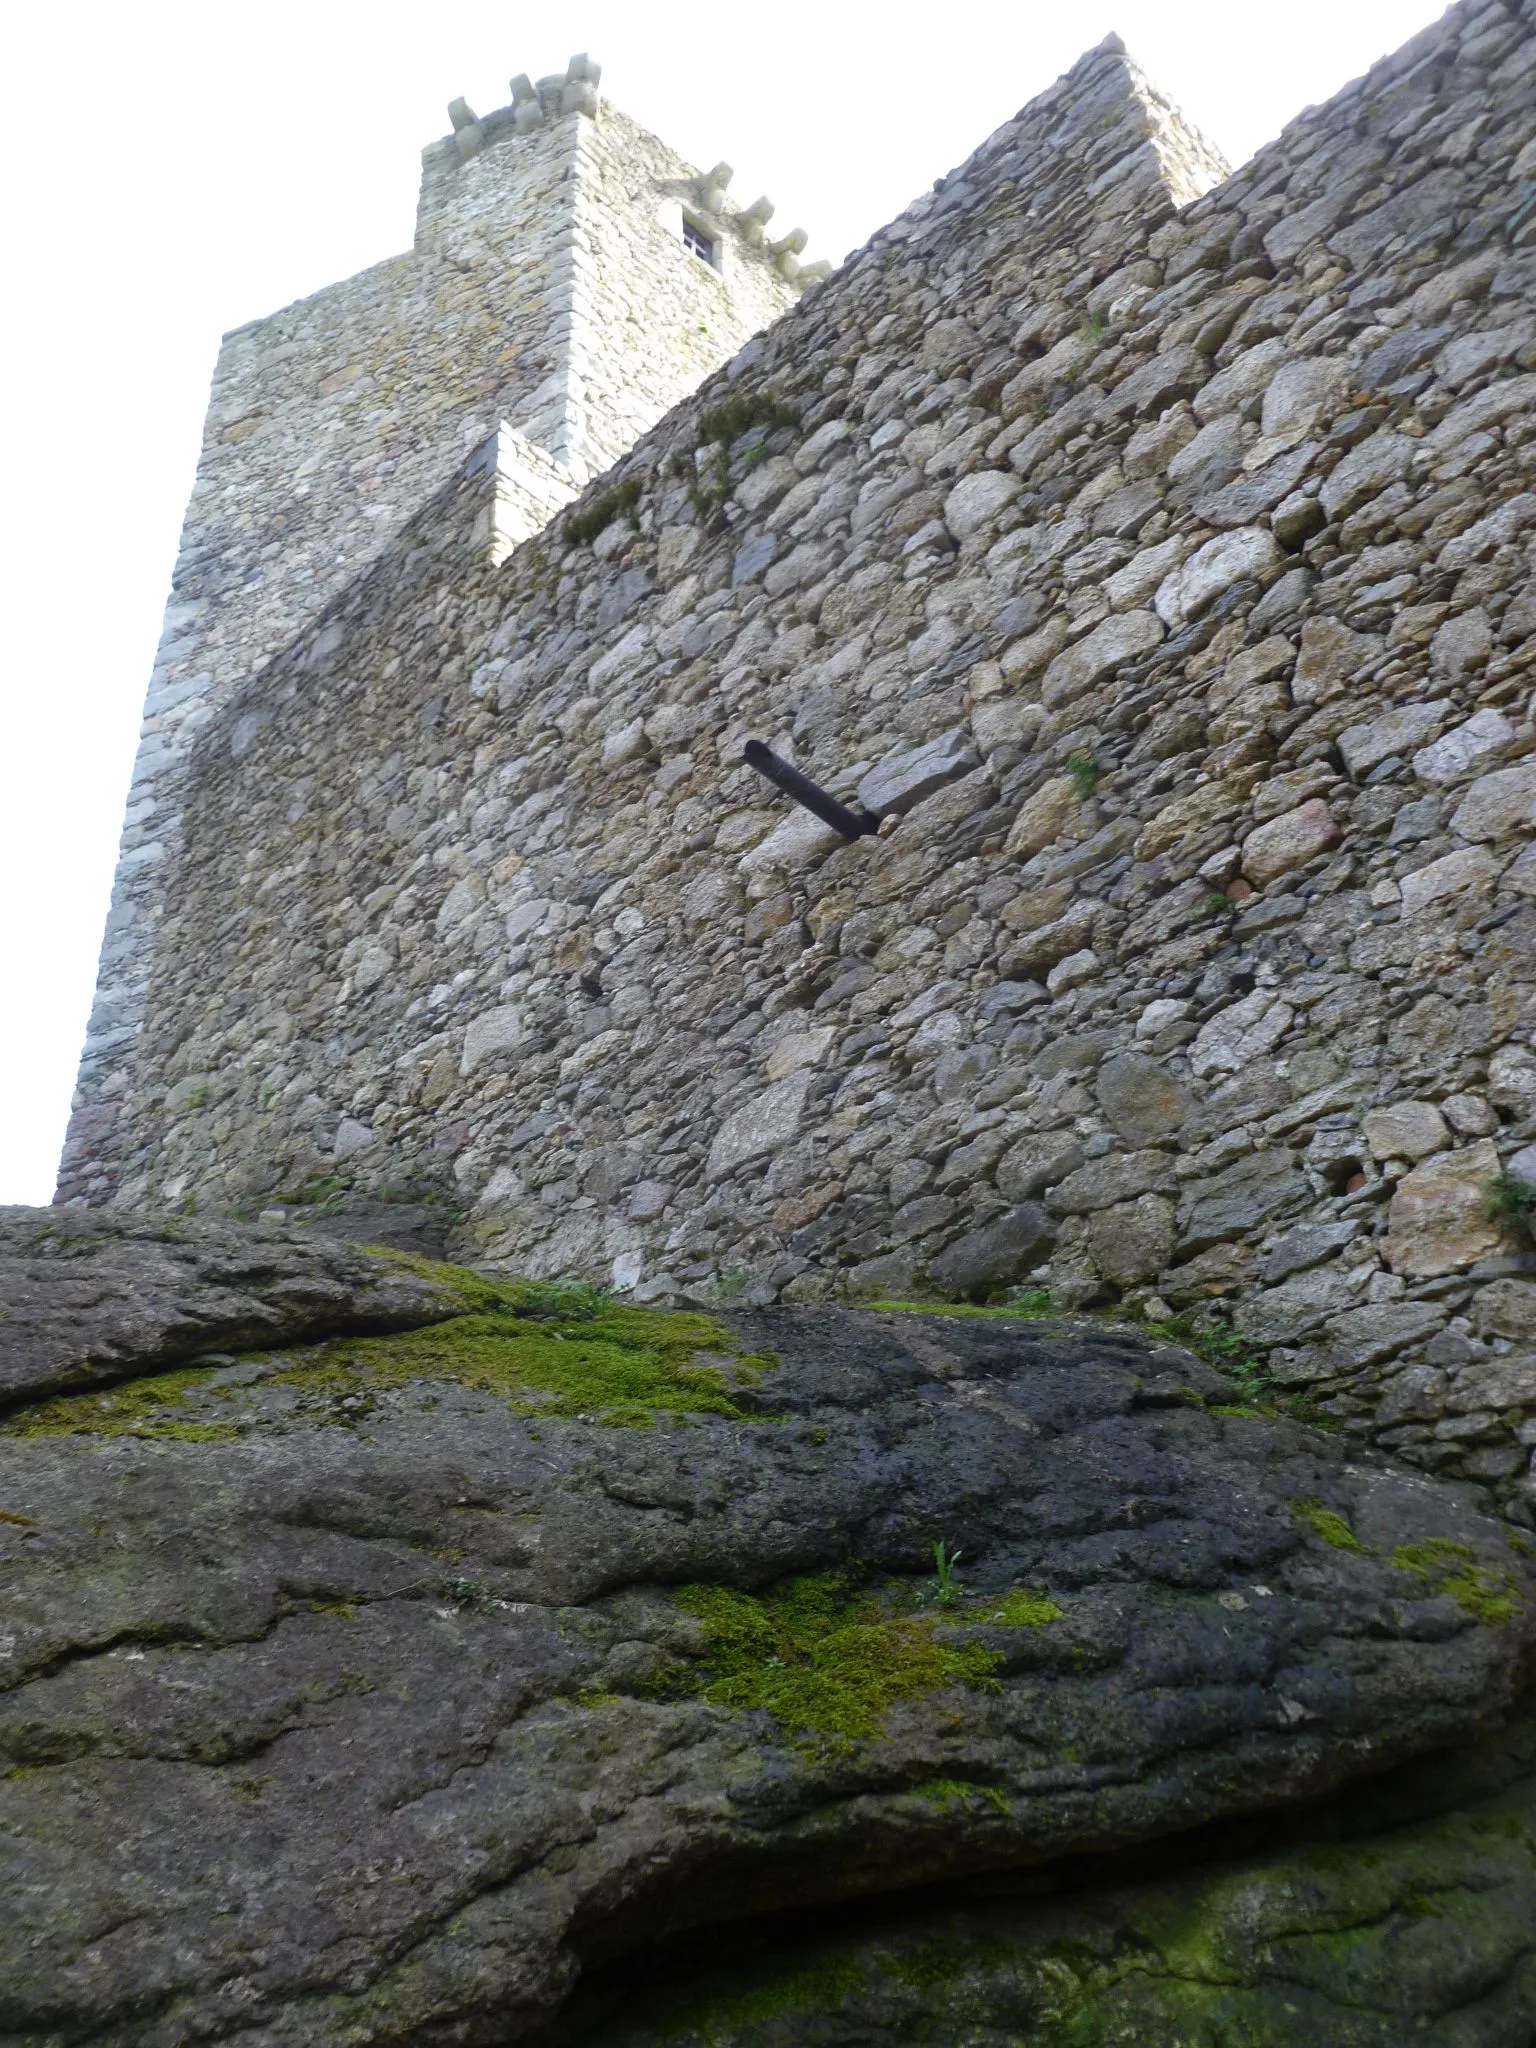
[2,1260,1532,2046]
[562,1717,1536,2046]
[0,1206,474,1405]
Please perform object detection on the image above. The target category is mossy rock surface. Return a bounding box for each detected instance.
[552,1731,1536,2045]
[1,1211,1533,2045]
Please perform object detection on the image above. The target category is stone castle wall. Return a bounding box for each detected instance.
[60,59,801,1205]
[69,3,1536,1512]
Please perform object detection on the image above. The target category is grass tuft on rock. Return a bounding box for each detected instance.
[669,1575,1004,1742]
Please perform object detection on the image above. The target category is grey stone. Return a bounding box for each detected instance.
[995,1131,1085,1203]
[569,1750,1536,2044]
[926,1204,1056,1296]
[858,729,980,817]
[1048,1150,1177,1217]
[943,469,1021,539]
[0,1207,479,1407]
[731,533,778,585]
[1320,1301,1449,1372]
[1474,1282,1536,1344]
[706,1072,814,1180]
[1260,1219,1361,1285]
[1095,1052,1192,1147]
[1177,1151,1311,1254]
[1338,699,1451,781]
[1234,1263,1360,1345]
[1154,527,1284,627]
[1087,1193,1176,1287]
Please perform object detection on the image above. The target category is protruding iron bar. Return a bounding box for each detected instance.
[743,740,880,840]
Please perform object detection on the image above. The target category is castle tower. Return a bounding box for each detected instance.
[60,57,810,1205]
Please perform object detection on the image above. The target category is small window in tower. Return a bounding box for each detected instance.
[682,217,716,266]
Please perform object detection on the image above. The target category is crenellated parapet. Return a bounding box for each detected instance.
[419,53,825,288]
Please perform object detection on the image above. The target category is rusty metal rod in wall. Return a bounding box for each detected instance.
[742,739,881,841]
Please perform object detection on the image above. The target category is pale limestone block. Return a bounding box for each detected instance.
[1430,608,1493,679]
[1154,527,1282,627]
[1443,1093,1499,1137]
[943,469,1021,540]
[1046,948,1099,995]
[1190,990,1294,1079]
[1088,1194,1177,1286]
[1473,1280,1536,1342]
[333,1118,376,1160]
[1337,698,1451,779]
[1292,616,1382,706]
[1319,430,1416,521]
[460,1006,526,1076]
[1399,845,1503,916]
[1503,844,1536,897]
[1426,374,1536,455]
[858,729,978,817]
[765,1027,836,1083]
[559,1030,627,1083]
[1363,1101,1451,1162]
[1241,799,1341,886]
[738,808,845,872]
[1000,615,1069,681]
[1104,534,1190,611]
[1004,775,1082,859]
[1450,762,1536,841]
[1040,608,1163,706]
[971,696,1045,754]
[1384,1139,1503,1277]
[1490,1044,1536,1117]
[1193,337,1288,422]
[1261,355,1350,440]
[1412,709,1515,786]
[1123,408,1196,479]
[706,1071,814,1180]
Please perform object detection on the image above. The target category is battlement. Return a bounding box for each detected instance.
[416,52,826,286]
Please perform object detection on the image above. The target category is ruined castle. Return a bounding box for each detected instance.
[62,8,1536,1511]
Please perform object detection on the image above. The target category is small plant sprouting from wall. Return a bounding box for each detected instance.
[564,475,642,548]
[688,393,800,519]
[1065,749,1102,799]
[696,394,799,447]
[1486,1171,1536,1244]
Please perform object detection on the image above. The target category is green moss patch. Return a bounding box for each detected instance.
[1392,1539,1522,1626]
[1294,1498,1366,1552]
[1,1364,238,1442]
[1,1283,764,1438]
[267,1296,758,1423]
[910,1776,1011,1818]
[864,1296,1056,1321]
[949,1588,1064,1629]
[669,1575,1003,1742]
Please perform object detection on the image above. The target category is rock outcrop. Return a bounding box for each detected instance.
[2,1213,1532,2042]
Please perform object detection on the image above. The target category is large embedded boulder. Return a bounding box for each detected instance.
[1,1212,1532,2045]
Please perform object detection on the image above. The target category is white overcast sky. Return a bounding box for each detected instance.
[0,0,1447,1204]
